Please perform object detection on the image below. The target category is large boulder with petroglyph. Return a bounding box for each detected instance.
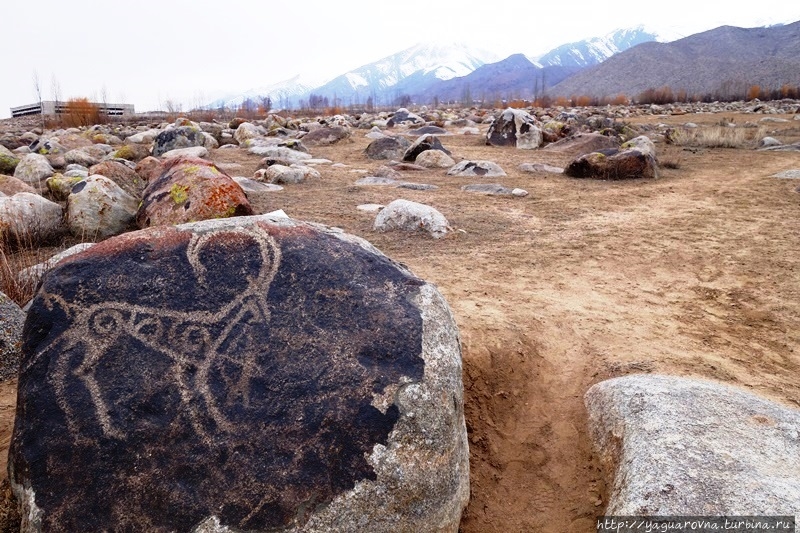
[10,214,469,532]
[136,156,253,228]
[486,108,543,149]
[585,375,800,515]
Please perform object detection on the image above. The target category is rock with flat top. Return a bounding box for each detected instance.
[585,375,800,515]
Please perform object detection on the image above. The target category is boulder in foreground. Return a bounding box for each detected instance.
[11,214,469,532]
[585,374,800,515]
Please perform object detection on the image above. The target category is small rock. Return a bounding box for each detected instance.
[357,203,384,213]
[374,199,449,239]
[161,146,209,160]
[403,134,451,163]
[232,177,284,193]
[772,170,800,179]
[447,160,506,177]
[13,153,55,191]
[519,163,564,174]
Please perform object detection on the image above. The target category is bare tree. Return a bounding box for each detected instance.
[100,84,109,123]
[50,74,62,126]
[32,70,45,129]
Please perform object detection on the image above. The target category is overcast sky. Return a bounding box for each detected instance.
[3,1,799,118]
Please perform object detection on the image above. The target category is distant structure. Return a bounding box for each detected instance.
[10,101,135,118]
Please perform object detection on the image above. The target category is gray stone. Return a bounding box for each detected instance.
[125,129,160,144]
[249,146,312,162]
[357,204,384,213]
[386,108,425,128]
[301,126,350,146]
[461,184,526,196]
[233,122,262,145]
[0,291,25,381]
[152,126,207,157]
[374,199,449,239]
[772,170,800,179]
[46,174,86,201]
[364,136,412,160]
[519,163,564,174]
[621,135,657,158]
[565,147,658,180]
[355,177,402,186]
[586,375,800,515]
[486,108,542,149]
[13,154,55,191]
[407,125,448,136]
[232,177,284,193]
[402,134,451,163]
[541,132,620,158]
[10,214,468,531]
[415,150,456,168]
[447,160,506,177]
[67,175,138,239]
[759,136,782,148]
[0,192,64,245]
[161,146,209,160]
[262,165,306,185]
[64,149,100,167]
[0,144,20,175]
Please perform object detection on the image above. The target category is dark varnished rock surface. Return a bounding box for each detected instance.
[11,218,426,531]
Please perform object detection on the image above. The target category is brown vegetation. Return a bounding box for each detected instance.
[61,98,102,127]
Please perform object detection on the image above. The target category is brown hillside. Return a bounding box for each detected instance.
[551,21,800,99]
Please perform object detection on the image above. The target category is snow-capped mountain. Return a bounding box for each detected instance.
[294,42,499,107]
[534,26,664,68]
[204,26,681,110]
[209,75,323,111]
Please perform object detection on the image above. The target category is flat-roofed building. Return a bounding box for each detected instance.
[10,101,134,118]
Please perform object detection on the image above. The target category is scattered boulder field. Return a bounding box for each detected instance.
[0,97,799,529]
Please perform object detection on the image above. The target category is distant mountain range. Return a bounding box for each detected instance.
[208,21,799,109]
[549,21,800,99]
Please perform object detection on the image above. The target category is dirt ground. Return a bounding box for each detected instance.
[2,111,799,531]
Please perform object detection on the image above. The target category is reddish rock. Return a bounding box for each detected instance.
[0,175,37,196]
[136,157,253,228]
[134,156,162,183]
[89,160,146,199]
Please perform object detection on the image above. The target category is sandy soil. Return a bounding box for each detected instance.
[2,111,799,531]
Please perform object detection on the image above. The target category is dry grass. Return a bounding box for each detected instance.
[670,125,767,149]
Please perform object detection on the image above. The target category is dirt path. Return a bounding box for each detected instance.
[2,112,799,531]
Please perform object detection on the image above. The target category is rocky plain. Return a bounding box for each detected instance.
[0,99,799,531]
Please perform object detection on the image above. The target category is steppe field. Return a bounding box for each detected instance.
[1,108,799,531]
